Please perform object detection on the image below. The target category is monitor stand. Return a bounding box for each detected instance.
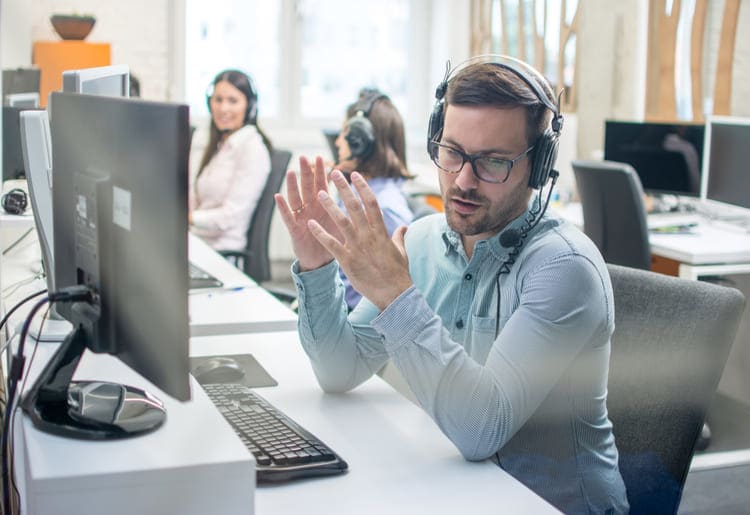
[21,325,167,440]
[22,311,74,343]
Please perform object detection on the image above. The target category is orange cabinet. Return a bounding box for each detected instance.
[32,41,111,106]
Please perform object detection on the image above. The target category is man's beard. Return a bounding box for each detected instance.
[443,183,530,238]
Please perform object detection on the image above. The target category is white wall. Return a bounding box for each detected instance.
[3,0,749,263]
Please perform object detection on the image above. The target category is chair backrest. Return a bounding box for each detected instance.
[606,264,745,514]
[572,160,651,270]
[243,148,292,282]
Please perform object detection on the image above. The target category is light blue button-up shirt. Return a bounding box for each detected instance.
[293,202,629,514]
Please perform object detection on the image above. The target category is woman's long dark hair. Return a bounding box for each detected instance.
[197,69,272,176]
[346,91,412,180]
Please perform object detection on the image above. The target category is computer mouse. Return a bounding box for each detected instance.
[193,357,246,384]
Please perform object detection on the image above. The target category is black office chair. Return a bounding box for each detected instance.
[220,148,292,283]
[572,160,651,270]
[606,264,745,514]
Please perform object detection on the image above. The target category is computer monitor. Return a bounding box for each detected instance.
[603,120,705,196]
[701,116,750,211]
[62,64,130,97]
[20,110,54,290]
[2,67,41,101]
[3,106,41,181]
[6,92,40,108]
[21,92,191,440]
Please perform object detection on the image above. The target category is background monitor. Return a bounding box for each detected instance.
[62,64,130,97]
[2,67,41,101]
[23,92,191,439]
[702,116,750,210]
[603,120,705,196]
[20,110,54,292]
[6,92,40,108]
[3,106,41,181]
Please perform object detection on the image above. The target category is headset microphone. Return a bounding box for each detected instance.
[493,169,560,337]
[499,229,521,248]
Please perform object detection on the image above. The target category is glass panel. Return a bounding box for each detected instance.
[298,0,410,119]
[185,0,281,118]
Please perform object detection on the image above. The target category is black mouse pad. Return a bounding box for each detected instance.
[190,353,278,388]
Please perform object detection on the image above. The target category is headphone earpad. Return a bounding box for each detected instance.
[345,115,376,159]
[528,129,559,189]
[427,101,445,153]
[2,188,28,215]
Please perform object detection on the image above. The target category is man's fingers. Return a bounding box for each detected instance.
[307,219,345,257]
[329,170,370,227]
[274,193,297,228]
[351,172,386,230]
[313,156,329,194]
[392,225,408,254]
[316,189,357,241]
[284,170,303,211]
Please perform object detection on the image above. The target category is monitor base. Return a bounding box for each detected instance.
[21,325,166,440]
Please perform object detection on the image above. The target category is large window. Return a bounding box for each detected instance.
[185,0,426,129]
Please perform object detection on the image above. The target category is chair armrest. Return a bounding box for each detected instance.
[217,249,251,269]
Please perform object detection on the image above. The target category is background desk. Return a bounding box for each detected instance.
[187,234,298,336]
[555,203,750,280]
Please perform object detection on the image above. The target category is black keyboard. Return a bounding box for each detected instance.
[203,383,348,482]
[189,262,223,289]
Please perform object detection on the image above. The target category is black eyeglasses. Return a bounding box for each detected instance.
[429,140,534,184]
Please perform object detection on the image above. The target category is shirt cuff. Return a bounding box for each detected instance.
[292,259,339,301]
[371,286,434,354]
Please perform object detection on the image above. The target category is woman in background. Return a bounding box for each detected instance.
[190,69,272,251]
[334,88,414,309]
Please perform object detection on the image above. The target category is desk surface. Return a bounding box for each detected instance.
[188,233,298,335]
[194,331,557,514]
[14,331,556,514]
[555,203,750,276]
[0,232,298,337]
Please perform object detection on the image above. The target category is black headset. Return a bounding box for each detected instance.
[344,89,388,161]
[427,54,563,190]
[205,72,259,125]
[1,188,28,215]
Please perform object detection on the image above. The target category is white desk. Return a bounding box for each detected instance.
[187,233,298,336]
[195,331,558,514]
[188,232,258,290]
[13,340,255,515]
[0,232,298,338]
[12,330,557,514]
[555,203,750,280]
[189,287,298,336]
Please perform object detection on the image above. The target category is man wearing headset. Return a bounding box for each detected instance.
[275,56,628,514]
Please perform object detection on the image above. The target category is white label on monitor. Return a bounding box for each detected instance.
[112,186,132,231]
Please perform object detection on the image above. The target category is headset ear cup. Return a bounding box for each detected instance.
[2,188,28,215]
[427,101,445,153]
[345,115,376,159]
[528,129,559,189]
[246,100,257,125]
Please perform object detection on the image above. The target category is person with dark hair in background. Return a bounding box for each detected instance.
[275,56,628,514]
[129,74,141,98]
[190,69,272,251]
[333,88,414,309]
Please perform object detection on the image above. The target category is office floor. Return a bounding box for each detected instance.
[679,393,750,514]
[267,259,750,514]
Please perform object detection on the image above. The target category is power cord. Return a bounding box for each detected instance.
[1,286,94,515]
